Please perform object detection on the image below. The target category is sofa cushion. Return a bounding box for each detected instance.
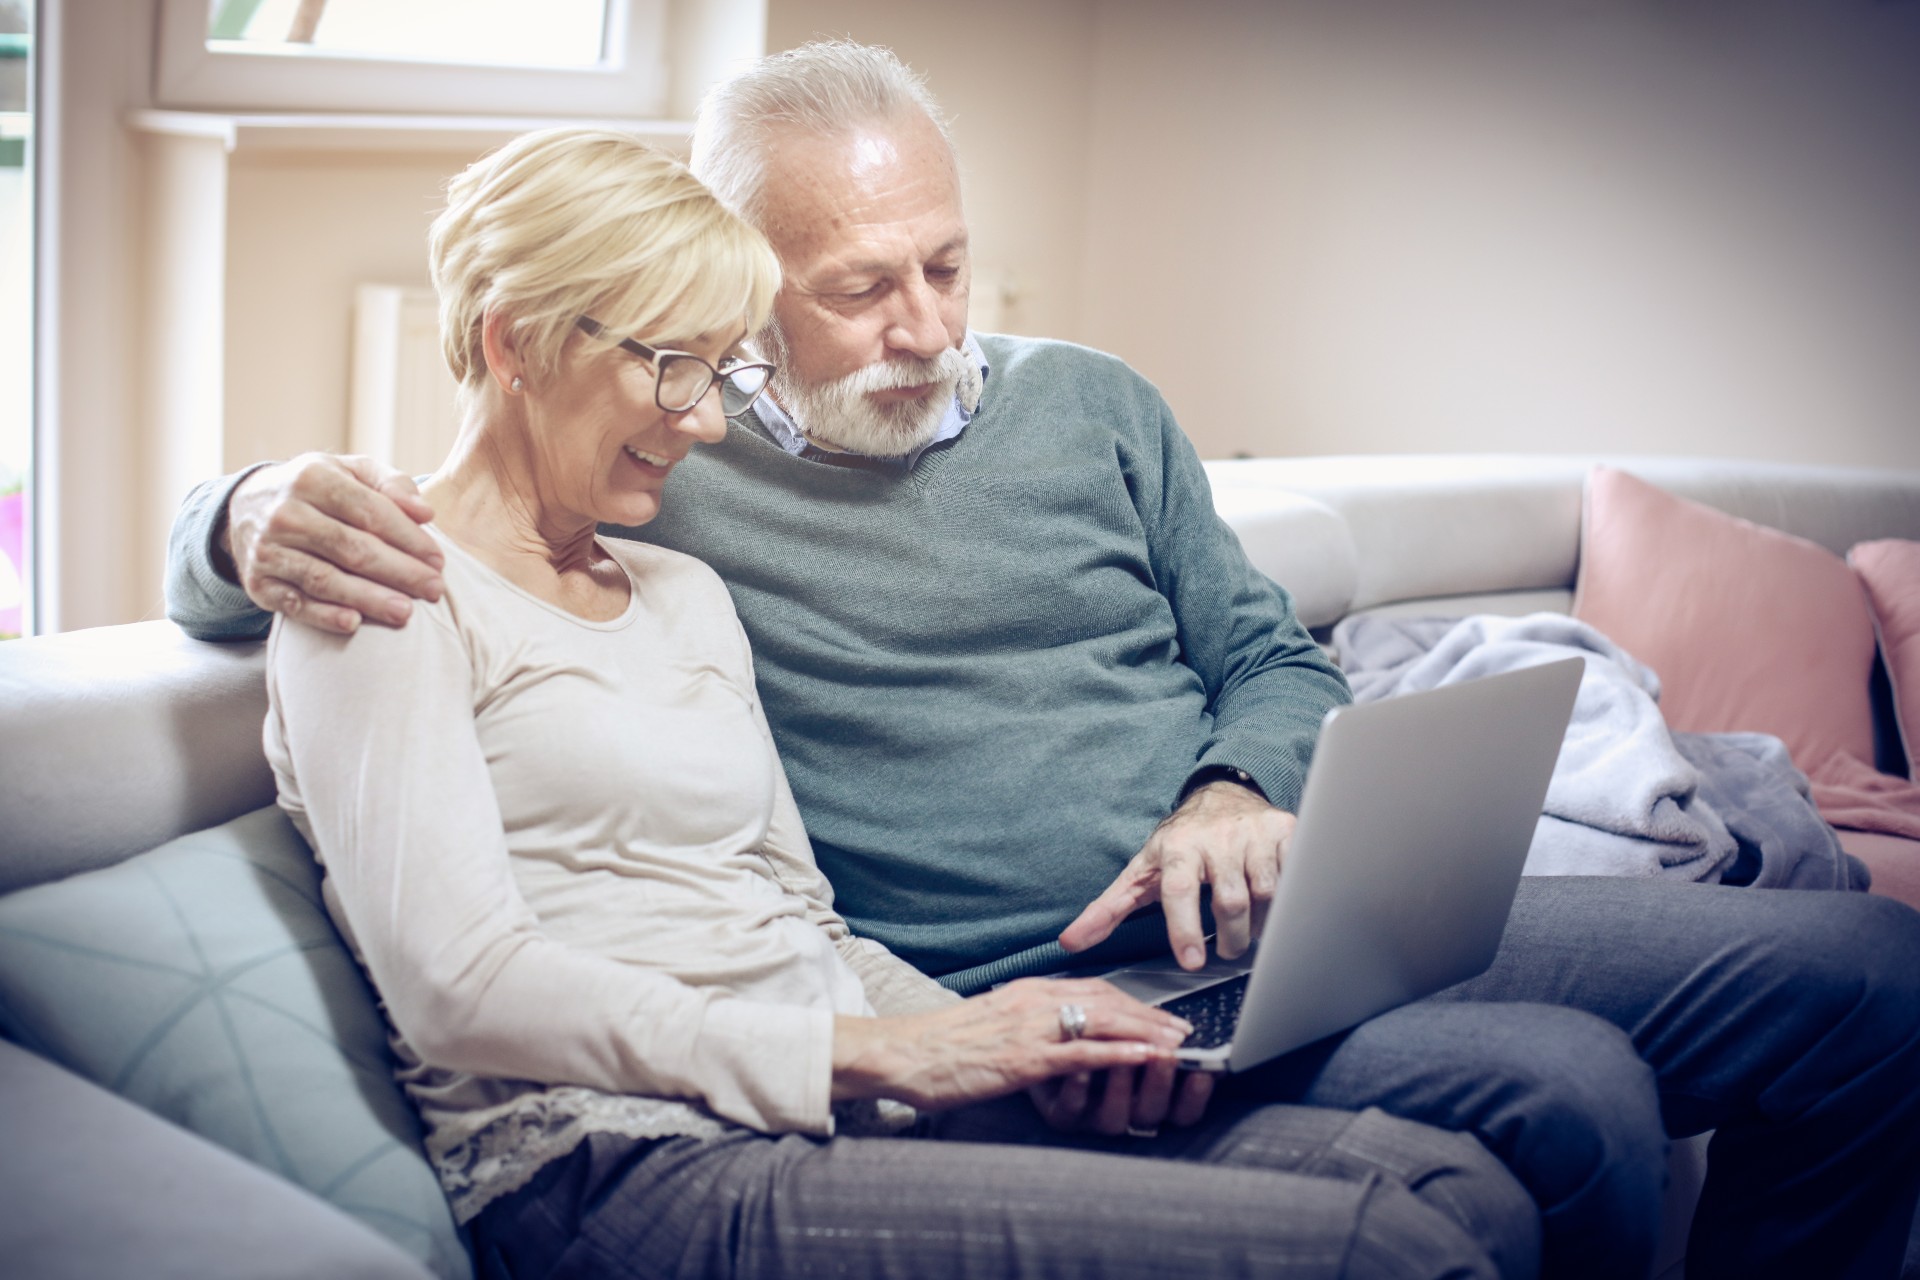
[1572,466,1879,771]
[1570,469,1920,844]
[0,807,469,1280]
[1836,830,1920,914]
[1850,539,1920,778]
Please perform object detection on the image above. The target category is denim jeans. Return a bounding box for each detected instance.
[1238,877,1920,1280]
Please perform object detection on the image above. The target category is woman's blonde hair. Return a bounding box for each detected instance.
[430,127,781,403]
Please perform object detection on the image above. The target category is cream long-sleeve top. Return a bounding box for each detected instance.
[264,527,955,1222]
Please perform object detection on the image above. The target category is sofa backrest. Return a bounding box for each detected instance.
[1206,454,1920,628]
[7,454,1918,894]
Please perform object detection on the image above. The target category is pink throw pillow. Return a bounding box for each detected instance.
[1850,538,1920,777]
[1571,467,1879,777]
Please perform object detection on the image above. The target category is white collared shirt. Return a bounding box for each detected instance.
[754,331,990,469]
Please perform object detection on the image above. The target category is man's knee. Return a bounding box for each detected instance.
[1744,892,1920,1103]
[1479,1007,1665,1214]
[1848,894,1920,1052]
[1786,892,1920,1005]
[1335,1001,1664,1209]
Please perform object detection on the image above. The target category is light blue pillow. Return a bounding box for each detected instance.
[0,807,470,1280]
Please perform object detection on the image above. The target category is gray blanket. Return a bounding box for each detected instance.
[1330,613,1867,891]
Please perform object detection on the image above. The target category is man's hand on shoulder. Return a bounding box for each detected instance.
[1060,780,1295,971]
[222,453,442,636]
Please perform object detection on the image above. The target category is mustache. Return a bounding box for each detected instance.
[839,347,969,396]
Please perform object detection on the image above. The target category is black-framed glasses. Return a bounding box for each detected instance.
[575,316,775,418]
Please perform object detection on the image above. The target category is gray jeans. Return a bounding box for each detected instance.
[468,1103,1540,1280]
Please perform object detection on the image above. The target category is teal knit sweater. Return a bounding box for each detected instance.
[626,336,1349,984]
[167,336,1350,989]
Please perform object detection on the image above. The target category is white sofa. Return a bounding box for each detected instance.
[3,453,1916,1279]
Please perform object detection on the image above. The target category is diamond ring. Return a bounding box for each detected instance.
[1058,1003,1089,1041]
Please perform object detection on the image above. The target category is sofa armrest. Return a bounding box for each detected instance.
[1205,487,1359,628]
[0,1039,434,1280]
[0,621,274,894]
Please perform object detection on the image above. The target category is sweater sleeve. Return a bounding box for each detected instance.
[166,467,275,642]
[267,606,837,1136]
[1136,396,1352,814]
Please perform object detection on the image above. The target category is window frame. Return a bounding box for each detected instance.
[152,0,672,117]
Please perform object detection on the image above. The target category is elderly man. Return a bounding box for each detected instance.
[169,41,1920,1280]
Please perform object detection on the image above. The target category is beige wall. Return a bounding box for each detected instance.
[218,0,1100,474]
[767,0,1099,342]
[164,0,1920,502]
[775,0,1920,470]
[223,148,481,471]
[41,3,753,630]
[1077,0,1920,467]
[38,1,1920,629]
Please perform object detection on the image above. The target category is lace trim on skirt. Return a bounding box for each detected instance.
[429,1088,729,1223]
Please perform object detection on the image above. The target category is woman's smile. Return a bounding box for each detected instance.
[622,443,679,476]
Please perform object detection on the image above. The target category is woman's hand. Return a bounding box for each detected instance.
[832,978,1192,1113]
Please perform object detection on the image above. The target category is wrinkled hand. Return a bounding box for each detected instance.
[1028,1058,1215,1136]
[831,978,1191,1113]
[1060,782,1296,970]
[222,453,442,634]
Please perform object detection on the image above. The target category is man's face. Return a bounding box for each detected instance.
[756,113,971,453]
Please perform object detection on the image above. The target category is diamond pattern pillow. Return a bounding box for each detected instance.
[0,807,469,1279]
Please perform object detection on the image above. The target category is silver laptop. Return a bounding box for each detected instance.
[1101,656,1583,1073]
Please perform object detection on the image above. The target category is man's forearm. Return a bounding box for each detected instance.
[165,467,274,641]
[1191,641,1349,815]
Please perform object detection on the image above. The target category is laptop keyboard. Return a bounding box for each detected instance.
[1163,976,1249,1050]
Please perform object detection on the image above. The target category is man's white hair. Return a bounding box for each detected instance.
[691,39,956,230]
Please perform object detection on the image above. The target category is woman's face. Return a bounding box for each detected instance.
[523,322,745,529]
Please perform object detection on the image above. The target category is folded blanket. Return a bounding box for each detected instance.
[1675,733,1867,891]
[1331,613,1866,890]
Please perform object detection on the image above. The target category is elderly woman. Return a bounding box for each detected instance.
[263,128,1536,1280]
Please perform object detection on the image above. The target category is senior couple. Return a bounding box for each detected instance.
[170,41,1920,1280]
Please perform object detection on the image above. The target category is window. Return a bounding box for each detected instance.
[208,0,609,68]
[155,0,675,117]
[0,1,29,639]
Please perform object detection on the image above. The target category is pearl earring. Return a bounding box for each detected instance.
[510,376,523,392]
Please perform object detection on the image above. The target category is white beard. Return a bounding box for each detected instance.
[760,320,968,458]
